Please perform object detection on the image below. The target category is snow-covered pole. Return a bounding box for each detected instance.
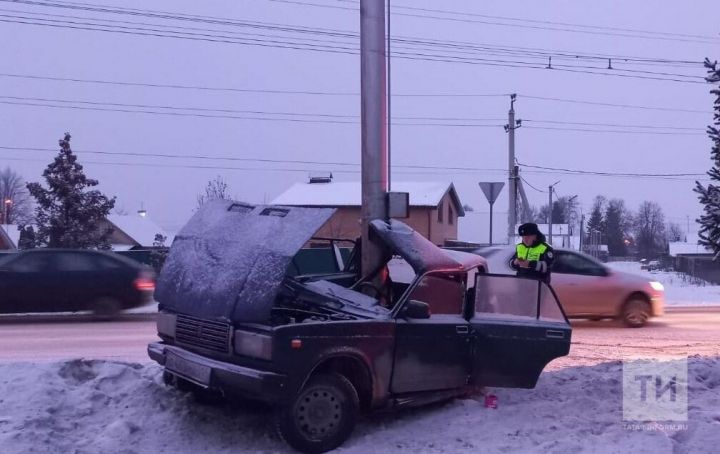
[360,0,388,277]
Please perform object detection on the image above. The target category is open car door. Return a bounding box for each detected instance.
[470,274,571,389]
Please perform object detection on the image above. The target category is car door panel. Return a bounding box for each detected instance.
[391,272,471,394]
[470,274,571,389]
[391,315,470,393]
[553,252,618,316]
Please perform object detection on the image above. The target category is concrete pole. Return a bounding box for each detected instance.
[548,185,554,245]
[507,94,517,244]
[360,0,388,277]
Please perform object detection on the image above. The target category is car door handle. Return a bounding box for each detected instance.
[456,325,469,335]
[546,329,565,339]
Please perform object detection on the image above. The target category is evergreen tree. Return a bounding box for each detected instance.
[586,196,606,237]
[26,133,116,249]
[605,199,631,256]
[17,225,36,249]
[149,233,168,272]
[695,59,720,258]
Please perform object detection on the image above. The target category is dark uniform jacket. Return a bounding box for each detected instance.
[510,234,554,283]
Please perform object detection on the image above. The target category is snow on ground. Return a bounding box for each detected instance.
[609,262,720,307]
[1,358,718,454]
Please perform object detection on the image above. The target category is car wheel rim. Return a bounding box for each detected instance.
[626,305,648,325]
[294,387,342,439]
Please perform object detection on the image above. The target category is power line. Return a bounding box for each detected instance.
[0,146,710,181]
[11,1,705,70]
[0,145,510,173]
[269,0,720,44]
[518,162,705,178]
[0,95,707,134]
[520,95,712,114]
[524,119,703,132]
[523,125,704,136]
[0,9,708,84]
[520,176,547,193]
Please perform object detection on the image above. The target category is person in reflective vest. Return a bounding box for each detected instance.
[511,222,554,283]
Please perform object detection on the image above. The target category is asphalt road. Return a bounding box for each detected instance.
[0,310,718,364]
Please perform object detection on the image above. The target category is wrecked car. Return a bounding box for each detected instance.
[148,201,571,453]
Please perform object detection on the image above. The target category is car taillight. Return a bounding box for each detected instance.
[134,275,155,291]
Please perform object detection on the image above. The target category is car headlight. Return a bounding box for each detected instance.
[234,330,272,360]
[157,312,177,338]
[650,281,664,292]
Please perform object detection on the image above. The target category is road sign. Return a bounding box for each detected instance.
[479,182,505,245]
[479,182,505,205]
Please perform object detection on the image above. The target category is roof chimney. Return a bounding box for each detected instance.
[308,172,333,184]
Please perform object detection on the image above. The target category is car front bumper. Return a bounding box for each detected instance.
[148,342,288,402]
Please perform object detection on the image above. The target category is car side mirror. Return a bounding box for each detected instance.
[402,300,431,319]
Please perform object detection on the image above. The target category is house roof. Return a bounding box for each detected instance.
[106,215,175,248]
[0,224,21,249]
[669,241,710,257]
[272,181,464,215]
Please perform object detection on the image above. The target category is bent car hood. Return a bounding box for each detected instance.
[155,201,335,323]
[370,219,486,274]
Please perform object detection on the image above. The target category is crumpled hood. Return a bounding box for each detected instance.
[155,201,335,323]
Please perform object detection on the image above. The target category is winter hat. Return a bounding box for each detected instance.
[518,223,541,236]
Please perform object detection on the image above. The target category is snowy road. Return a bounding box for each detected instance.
[1,314,719,453]
[1,310,719,365]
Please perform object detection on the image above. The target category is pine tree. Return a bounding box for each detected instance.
[586,196,606,236]
[26,133,116,249]
[605,199,631,256]
[149,233,168,272]
[695,59,720,258]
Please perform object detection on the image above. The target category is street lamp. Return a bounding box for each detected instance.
[3,198,12,225]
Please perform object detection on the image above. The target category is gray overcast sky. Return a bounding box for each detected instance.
[1,0,718,233]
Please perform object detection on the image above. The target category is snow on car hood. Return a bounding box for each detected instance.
[155,201,335,323]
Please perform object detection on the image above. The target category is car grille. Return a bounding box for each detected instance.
[175,314,231,353]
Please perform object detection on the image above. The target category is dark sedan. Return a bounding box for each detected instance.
[0,249,155,316]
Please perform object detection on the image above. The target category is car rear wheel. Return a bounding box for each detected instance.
[92,297,121,320]
[275,373,359,453]
[621,299,650,328]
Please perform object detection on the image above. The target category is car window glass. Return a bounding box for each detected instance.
[8,254,50,272]
[96,255,123,269]
[474,275,538,319]
[53,253,98,272]
[407,273,465,315]
[554,253,604,276]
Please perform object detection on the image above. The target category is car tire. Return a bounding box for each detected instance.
[621,299,651,328]
[92,297,122,320]
[275,373,359,454]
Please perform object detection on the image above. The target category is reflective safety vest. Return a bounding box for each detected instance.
[516,243,548,262]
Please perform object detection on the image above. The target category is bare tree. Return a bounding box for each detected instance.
[0,167,33,225]
[667,222,684,242]
[197,176,231,207]
[634,201,666,258]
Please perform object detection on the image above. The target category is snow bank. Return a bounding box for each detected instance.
[1,358,718,453]
[609,262,720,306]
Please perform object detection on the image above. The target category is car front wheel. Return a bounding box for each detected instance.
[276,373,359,453]
[621,299,651,328]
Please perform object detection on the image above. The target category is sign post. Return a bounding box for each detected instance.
[479,182,505,245]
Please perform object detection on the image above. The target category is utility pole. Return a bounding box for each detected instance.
[505,94,521,243]
[548,181,560,245]
[360,0,388,277]
[579,214,585,252]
